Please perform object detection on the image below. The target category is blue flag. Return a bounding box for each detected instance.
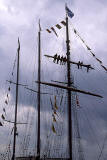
[66,6,74,18]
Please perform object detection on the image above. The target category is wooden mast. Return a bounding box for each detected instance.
[37,20,41,159]
[12,38,20,160]
[66,12,72,159]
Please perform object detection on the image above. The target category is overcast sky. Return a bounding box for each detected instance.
[0,0,107,160]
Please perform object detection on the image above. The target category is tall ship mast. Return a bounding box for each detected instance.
[38,5,103,160]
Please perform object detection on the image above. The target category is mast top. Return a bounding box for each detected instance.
[38,19,41,32]
[65,3,67,17]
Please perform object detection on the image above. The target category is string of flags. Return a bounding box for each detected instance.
[0,39,20,128]
[0,39,20,126]
[46,20,66,37]
[76,95,80,108]
[11,55,16,76]
[50,96,59,134]
[0,86,11,127]
[45,7,106,72]
[72,27,107,72]
[0,122,3,126]
[0,139,12,160]
[46,6,74,37]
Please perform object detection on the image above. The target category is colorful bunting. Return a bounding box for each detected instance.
[54,111,58,116]
[5,100,8,105]
[46,20,66,37]
[96,58,102,64]
[3,108,5,112]
[74,29,77,34]
[46,29,51,33]
[55,104,58,110]
[61,21,66,26]
[51,27,58,37]
[50,96,58,133]
[101,65,107,71]
[86,45,91,50]
[0,122,3,126]
[52,124,56,133]
[76,95,80,107]
[90,51,95,57]
[1,114,5,120]
[52,114,56,122]
[73,27,107,72]
[56,24,62,29]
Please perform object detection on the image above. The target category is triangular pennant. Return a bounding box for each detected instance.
[51,27,58,37]
[56,24,62,29]
[86,45,91,50]
[101,65,107,71]
[74,29,77,34]
[54,111,58,116]
[61,21,66,26]
[3,108,5,112]
[72,27,106,73]
[76,95,80,107]
[46,29,51,33]
[55,104,58,110]
[96,58,102,64]
[1,114,5,120]
[90,51,95,57]
[52,124,56,133]
[5,100,8,105]
[0,122,3,126]
[52,114,56,122]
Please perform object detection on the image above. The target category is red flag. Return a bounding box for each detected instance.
[76,95,80,107]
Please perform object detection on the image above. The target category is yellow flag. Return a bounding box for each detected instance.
[55,104,58,110]
[54,96,58,110]
[52,114,56,122]
[52,124,56,133]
